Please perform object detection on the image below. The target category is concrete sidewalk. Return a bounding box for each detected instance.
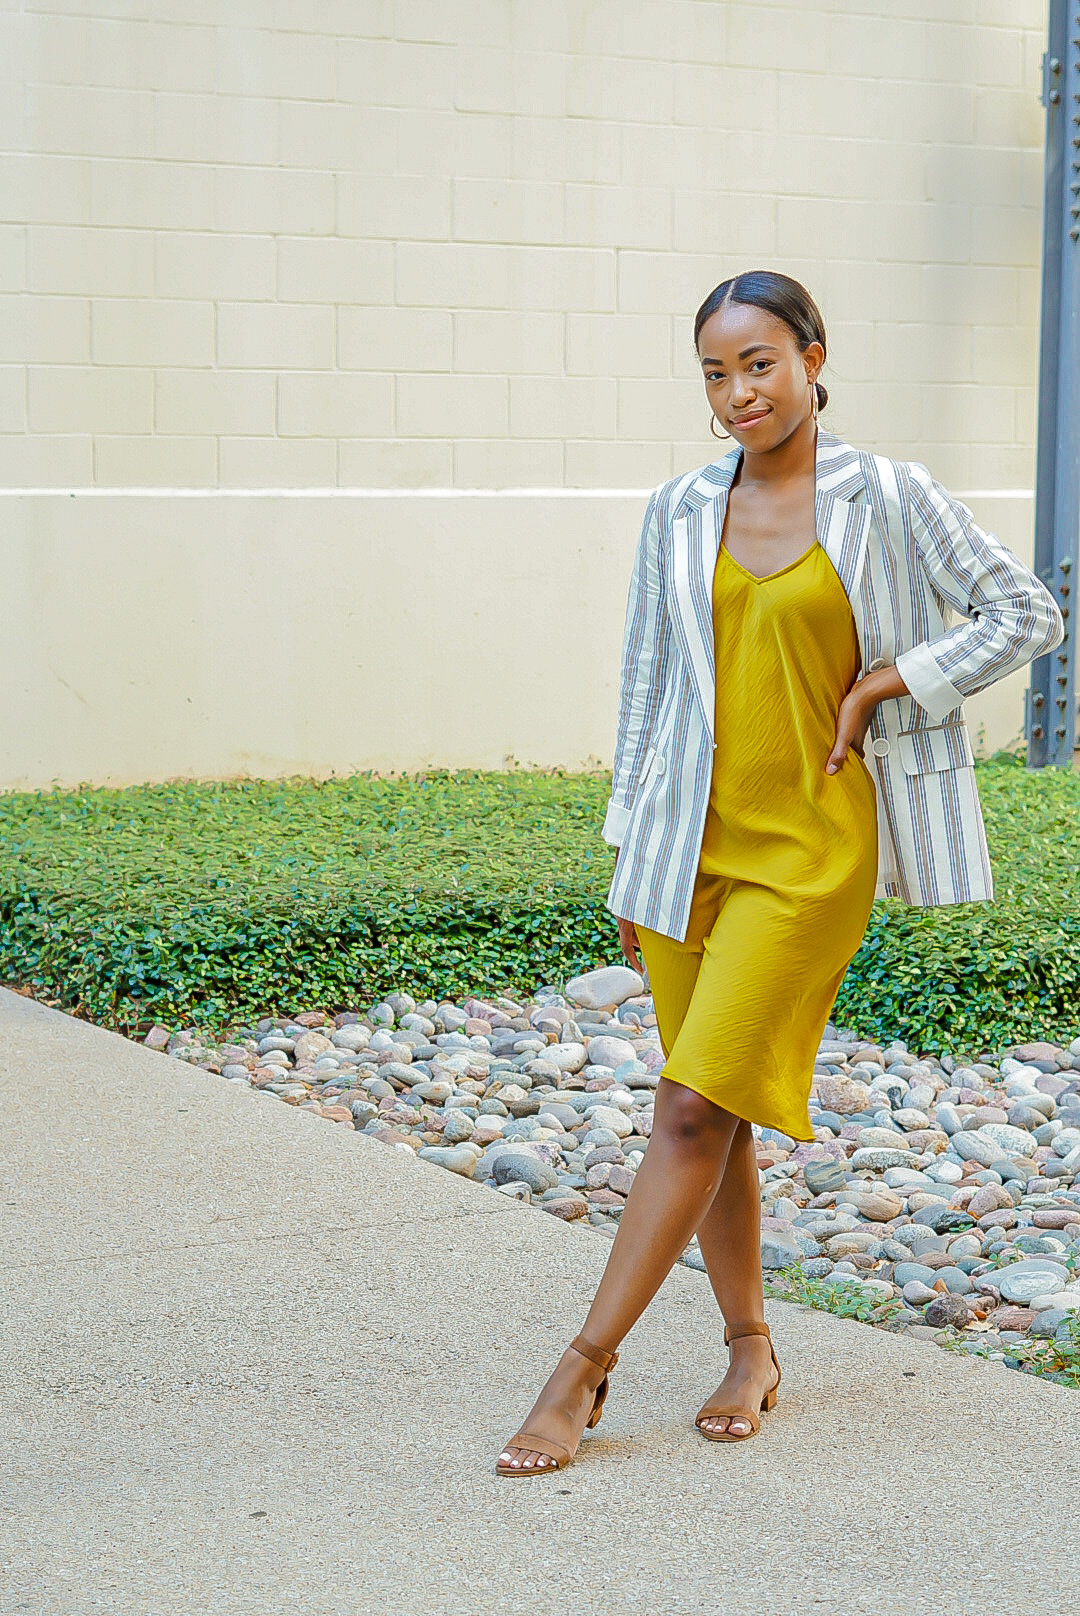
[1,988,1076,1616]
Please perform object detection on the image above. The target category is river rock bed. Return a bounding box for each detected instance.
[147,965,1080,1377]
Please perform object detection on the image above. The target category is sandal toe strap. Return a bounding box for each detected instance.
[696,1402,760,1432]
[500,1430,572,1466]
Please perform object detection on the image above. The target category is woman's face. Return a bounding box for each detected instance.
[696,301,823,452]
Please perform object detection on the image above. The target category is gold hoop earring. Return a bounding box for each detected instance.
[809,382,819,422]
[709,414,731,440]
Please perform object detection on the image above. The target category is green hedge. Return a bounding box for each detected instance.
[1,753,1078,1053]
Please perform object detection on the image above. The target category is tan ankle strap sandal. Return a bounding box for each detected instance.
[495,1333,619,1477]
[695,1320,781,1442]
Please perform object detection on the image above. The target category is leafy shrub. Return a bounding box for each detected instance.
[1,752,1078,1049]
[834,749,1080,1050]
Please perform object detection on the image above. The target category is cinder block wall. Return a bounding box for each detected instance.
[0,0,1048,492]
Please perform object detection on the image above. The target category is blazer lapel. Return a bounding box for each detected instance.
[814,429,873,610]
[668,451,739,743]
[667,430,872,741]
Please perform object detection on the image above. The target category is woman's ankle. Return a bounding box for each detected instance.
[561,1341,610,1390]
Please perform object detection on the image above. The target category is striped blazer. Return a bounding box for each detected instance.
[603,429,1065,943]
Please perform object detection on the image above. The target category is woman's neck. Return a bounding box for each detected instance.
[735,416,818,490]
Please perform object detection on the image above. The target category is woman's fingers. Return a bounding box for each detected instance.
[617,917,643,974]
[827,690,870,774]
[827,727,866,772]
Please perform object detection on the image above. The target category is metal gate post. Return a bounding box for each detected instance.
[1028,0,1080,768]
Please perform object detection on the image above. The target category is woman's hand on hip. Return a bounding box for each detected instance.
[826,686,872,773]
[826,664,910,774]
[617,915,644,975]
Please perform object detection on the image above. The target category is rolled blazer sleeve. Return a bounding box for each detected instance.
[602,487,672,846]
[893,461,1066,723]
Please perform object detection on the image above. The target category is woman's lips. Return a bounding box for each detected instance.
[732,410,769,427]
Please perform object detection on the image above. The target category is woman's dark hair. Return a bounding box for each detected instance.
[694,270,829,412]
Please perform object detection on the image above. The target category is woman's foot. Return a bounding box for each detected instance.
[496,1343,611,1472]
[698,1332,780,1437]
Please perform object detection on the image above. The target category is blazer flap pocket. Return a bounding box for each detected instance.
[895,721,974,775]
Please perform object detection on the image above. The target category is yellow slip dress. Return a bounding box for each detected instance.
[635,537,879,1142]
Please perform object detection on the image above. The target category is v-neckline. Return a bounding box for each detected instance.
[719,540,819,584]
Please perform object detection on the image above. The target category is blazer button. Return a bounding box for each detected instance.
[655,756,666,774]
[869,657,886,671]
[871,737,891,757]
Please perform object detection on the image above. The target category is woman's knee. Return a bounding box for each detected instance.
[656,1079,730,1146]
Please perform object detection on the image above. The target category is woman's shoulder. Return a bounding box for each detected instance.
[644,451,742,518]
[844,440,959,510]
[644,437,958,517]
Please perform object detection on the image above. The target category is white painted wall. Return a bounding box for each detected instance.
[0,488,1033,791]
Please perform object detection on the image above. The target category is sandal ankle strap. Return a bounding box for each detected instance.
[570,1333,620,1372]
[724,1321,772,1346]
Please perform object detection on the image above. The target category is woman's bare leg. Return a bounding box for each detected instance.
[694,1116,778,1435]
[497,1077,740,1470]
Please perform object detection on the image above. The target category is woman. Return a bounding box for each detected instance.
[494,270,1064,1475]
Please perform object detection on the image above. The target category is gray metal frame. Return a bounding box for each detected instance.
[1028,0,1080,767]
